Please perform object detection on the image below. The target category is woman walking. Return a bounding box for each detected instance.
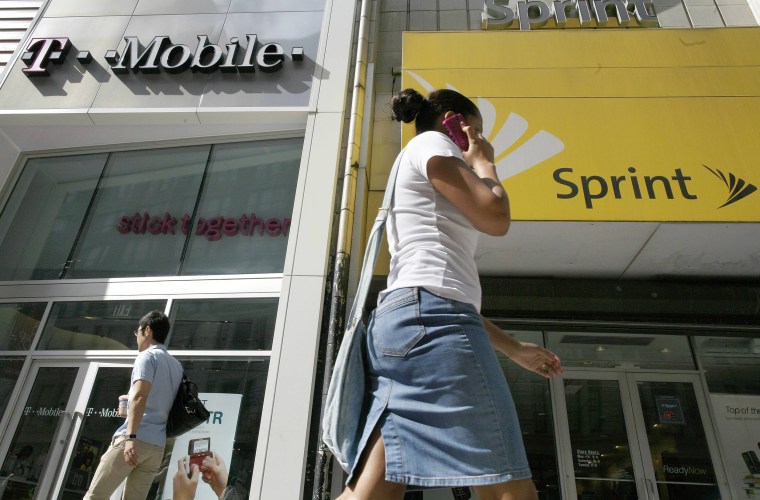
[338,88,563,500]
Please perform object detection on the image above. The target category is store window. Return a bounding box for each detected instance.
[38,300,167,350]
[151,358,269,500]
[168,298,277,351]
[697,336,760,497]
[546,332,696,370]
[0,358,25,422]
[0,138,302,281]
[697,336,760,395]
[65,146,210,278]
[50,358,269,500]
[1,295,277,499]
[0,302,46,350]
[180,140,300,276]
[0,154,107,280]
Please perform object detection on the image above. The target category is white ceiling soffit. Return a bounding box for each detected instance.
[476,221,760,280]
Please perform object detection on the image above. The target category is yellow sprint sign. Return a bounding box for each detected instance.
[402,29,760,222]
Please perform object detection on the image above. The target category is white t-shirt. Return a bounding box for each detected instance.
[383,131,482,311]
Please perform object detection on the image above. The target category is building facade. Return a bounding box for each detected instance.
[0,1,758,500]
[0,1,358,499]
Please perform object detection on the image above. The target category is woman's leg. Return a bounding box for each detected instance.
[473,479,538,500]
[337,427,406,500]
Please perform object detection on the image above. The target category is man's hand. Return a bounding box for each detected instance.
[200,452,228,498]
[124,379,151,467]
[123,439,138,467]
[173,457,200,500]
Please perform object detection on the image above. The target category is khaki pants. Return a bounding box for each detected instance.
[84,436,164,500]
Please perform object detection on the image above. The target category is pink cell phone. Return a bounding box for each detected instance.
[442,113,469,151]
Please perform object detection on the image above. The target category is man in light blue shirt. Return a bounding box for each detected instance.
[85,310,183,500]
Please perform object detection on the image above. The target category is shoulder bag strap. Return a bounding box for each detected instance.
[346,148,406,326]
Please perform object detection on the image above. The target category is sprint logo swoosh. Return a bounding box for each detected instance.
[406,71,564,180]
[703,165,757,208]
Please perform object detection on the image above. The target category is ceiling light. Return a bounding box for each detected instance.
[594,346,606,352]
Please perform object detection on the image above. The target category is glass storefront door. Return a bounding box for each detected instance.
[0,361,132,500]
[57,364,133,499]
[553,371,729,500]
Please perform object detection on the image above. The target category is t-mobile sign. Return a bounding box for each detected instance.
[116,212,291,241]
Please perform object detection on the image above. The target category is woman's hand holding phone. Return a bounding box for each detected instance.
[443,113,494,170]
[461,124,495,176]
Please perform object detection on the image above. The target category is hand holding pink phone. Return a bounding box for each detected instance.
[442,113,469,152]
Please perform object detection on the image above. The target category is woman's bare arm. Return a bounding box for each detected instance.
[427,124,510,236]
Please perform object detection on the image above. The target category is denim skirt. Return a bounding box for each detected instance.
[348,287,531,488]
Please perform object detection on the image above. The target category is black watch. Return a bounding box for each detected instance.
[125,434,137,439]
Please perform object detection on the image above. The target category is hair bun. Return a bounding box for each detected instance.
[391,88,426,123]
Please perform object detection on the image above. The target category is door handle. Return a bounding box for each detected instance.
[55,411,83,471]
[38,411,83,500]
[62,411,83,448]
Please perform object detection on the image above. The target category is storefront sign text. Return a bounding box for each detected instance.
[402,30,760,221]
[663,464,709,476]
[483,0,659,30]
[22,34,304,77]
[554,167,697,209]
[24,406,64,416]
[575,449,601,468]
[724,404,760,417]
[116,212,291,241]
[712,394,760,495]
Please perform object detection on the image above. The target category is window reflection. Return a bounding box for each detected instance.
[0,154,107,280]
[546,332,696,370]
[0,302,46,350]
[0,138,302,282]
[38,300,166,350]
[169,298,277,350]
[179,140,301,276]
[65,146,210,279]
[0,357,25,421]
[696,336,760,395]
